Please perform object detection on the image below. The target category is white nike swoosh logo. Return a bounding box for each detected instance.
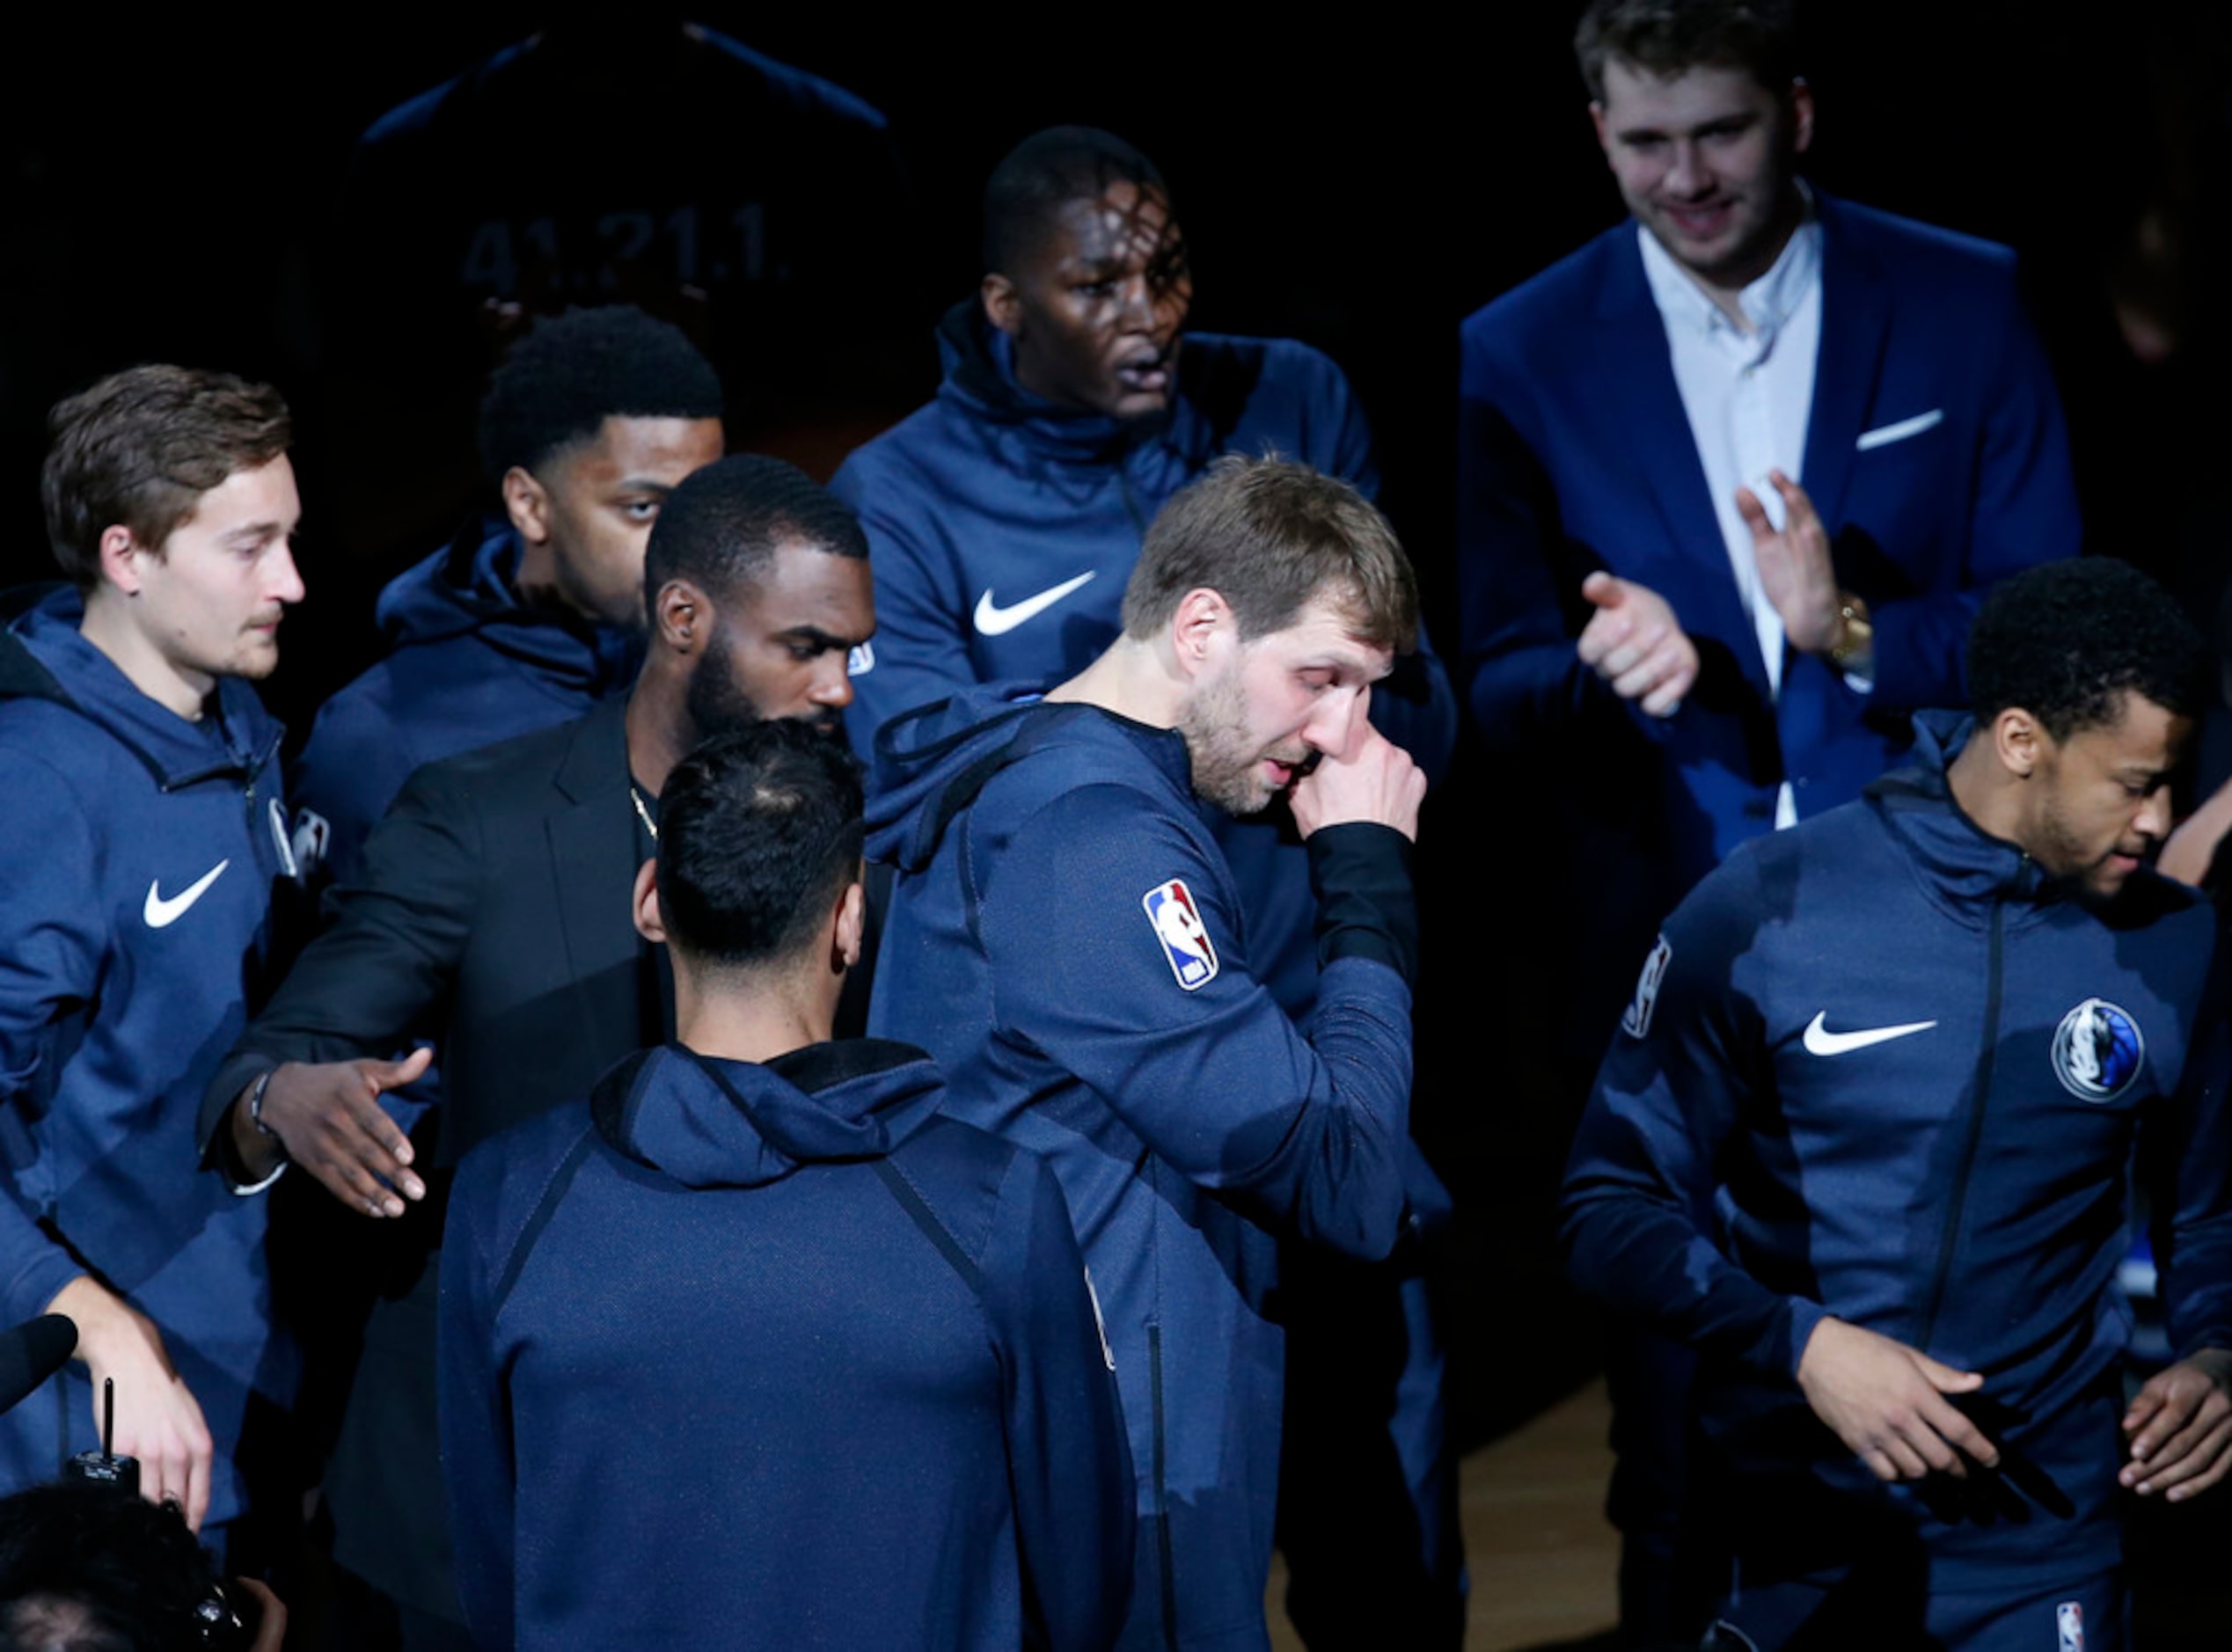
[1802,1011,1937,1056]
[974,571,1097,637]
[144,859,231,928]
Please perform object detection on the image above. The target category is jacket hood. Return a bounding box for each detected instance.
[863,683,1189,875]
[934,298,1170,465]
[0,584,282,786]
[863,682,1043,873]
[376,517,639,694]
[592,1039,945,1189]
[1866,708,2057,913]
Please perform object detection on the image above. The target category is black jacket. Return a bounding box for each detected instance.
[204,695,646,1164]
[202,694,653,1617]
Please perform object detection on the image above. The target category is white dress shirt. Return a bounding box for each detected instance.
[1638,211,1825,828]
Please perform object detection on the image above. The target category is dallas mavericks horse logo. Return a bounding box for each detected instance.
[2051,998,2145,1103]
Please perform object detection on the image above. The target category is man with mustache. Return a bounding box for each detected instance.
[202,455,872,1644]
[0,366,304,1548]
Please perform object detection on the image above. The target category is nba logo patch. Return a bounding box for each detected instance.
[1142,878,1218,990]
[2057,1600,2082,1652]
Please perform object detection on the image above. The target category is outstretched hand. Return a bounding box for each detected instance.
[1577,572,1697,718]
[1797,1316,2000,1482]
[2121,1349,2232,1501]
[237,1049,432,1217]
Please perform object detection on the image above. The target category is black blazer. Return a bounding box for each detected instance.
[203,696,650,1167]
[201,696,653,1619]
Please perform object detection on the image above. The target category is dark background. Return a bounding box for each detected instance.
[4,3,2227,1451]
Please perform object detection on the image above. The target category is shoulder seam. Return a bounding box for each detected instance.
[488,1123,603,1319]
[873,1156,986,1300]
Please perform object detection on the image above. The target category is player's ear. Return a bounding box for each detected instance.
[652,578,710,655]
[1994,706,2046,779]
[1788,77,1815,156]
[1169,588,1234,682]
[981,273,1021,338]
[631,859,666,946]
[94,524,149,596]
[833,874,867,973]
[501,465,552,546]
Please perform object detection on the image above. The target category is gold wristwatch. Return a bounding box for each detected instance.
[1827,591,1873,672]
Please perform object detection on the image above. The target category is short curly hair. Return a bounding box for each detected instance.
[476,304,723,484]
[641,454,867,625]
[1967,558,2207,740]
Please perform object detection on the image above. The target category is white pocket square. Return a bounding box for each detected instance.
[1855,409,1945,451]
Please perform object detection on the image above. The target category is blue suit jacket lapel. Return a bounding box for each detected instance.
[1591,229,1775,703]
[1797,194,1892,532]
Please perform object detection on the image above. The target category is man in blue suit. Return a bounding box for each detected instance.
[1457,1,2078,1639]
[1461,0,2076,920]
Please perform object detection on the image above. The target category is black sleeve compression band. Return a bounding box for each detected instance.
[1306,822,1418,989]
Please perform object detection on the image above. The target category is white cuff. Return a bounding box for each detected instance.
[227,1159,288,1197]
